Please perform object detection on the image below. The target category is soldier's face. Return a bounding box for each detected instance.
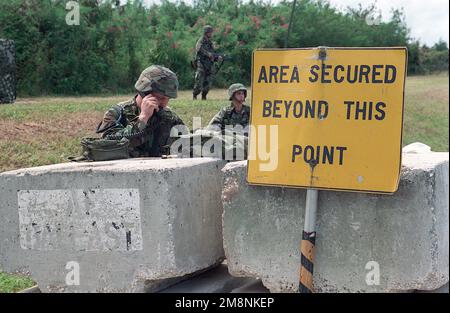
[152,92,170,107]
[206,31,213,38]
[233,91,246,103]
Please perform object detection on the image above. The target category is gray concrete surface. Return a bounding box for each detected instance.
[222,150,449,293]
[415,283,449,293]
[159,263,259,293]
[17,262,271,293]
[0,158,226,292]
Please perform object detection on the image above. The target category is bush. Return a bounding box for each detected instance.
[0,0,447,95]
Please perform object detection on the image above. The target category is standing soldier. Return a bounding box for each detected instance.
[192,25,223,100]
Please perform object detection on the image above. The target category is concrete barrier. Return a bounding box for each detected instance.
[222,149,449,292]
[0,158,226,292]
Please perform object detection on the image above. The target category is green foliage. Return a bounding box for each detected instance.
[0,0,447,95]
[407,40,449,75]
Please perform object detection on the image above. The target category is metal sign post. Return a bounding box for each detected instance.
[299,188,318,293]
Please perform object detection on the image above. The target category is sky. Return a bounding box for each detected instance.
[134,0,449,46]
[326,0,449,46]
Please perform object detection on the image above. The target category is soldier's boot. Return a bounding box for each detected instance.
[201,92,208,100]
[193,91,200,100]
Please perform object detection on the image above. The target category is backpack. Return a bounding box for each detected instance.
[69,137,130,162]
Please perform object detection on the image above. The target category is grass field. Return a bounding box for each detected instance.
[0,74,448,173]
[0,89,228,172]
[403,74,449,151]
[0,74,448,292]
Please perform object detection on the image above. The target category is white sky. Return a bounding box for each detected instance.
[134,0,449,46]
[326,0,449,46]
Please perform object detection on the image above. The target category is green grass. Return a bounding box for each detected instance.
[0,99,127,121]
[403,74,449,151]
[0,75,448,173]
[0,138,82,171]
[0,272,35,293]
[0,94,225,127]
[0,90,229,172]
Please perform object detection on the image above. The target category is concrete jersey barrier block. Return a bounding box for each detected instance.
[0,158,226,292]
[221,151,449,293]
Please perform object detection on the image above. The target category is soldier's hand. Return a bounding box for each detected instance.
[139,95,160,123]
[217,55,223,61]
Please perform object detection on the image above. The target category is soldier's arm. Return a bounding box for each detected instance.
[196,39,214,59]
[207,108,226,130]
[174,114,185,126]
[97,106,146,139]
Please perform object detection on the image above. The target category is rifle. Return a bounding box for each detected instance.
[191,53,233,74]
[211,53,233,75]
[212,53,233,62]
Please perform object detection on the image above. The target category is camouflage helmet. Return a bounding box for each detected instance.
[134,65,179,99]
[203,25,214,34]
[228,83,247,100]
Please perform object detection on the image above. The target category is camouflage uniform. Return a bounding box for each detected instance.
[96,97,184,157]
[207,83,250,133]
[0,39,16,104]
[207,104,251,133]
[193,26,217,99]
[175,84,250,160]
[96,65,185,157]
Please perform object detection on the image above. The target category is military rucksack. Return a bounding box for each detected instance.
[69,137,130,162]
[175,129,248,160]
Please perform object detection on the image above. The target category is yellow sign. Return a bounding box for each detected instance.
[247,47,407,194]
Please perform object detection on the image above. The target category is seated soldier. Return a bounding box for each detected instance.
[96,65,184,157]
[207,83,250,135]
[172,83,250,160]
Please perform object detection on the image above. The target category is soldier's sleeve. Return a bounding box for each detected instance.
[196,38,213,59]
[206,108,226,131]
[195,38,202,53]
[174,113,185,126]
[96,106,146,139]
[159,109,185,127]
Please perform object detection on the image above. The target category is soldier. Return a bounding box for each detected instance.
[207,83,250,135]
[96,65,185,157]
[193,25,223,100]
[173,83,250,160]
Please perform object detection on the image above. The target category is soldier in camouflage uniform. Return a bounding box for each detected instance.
[207,83,250,135]
[96,65,185,157]
[193,25,222,100]
[0,39,16,104]
[174,83,250,160]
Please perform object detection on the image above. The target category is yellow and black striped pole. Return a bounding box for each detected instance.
[299,189,318,293]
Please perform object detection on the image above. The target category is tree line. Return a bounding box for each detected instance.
[0,0,448,95]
